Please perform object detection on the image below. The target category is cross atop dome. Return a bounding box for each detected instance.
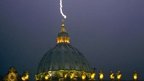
[60,19,67,32]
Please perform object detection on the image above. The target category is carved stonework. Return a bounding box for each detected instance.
[21,72,29,81]
[4,67,19,81]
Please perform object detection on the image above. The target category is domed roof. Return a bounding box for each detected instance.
[37,20,92,74]
[37,43,91,73]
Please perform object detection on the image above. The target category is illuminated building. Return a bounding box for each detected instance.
[35,20,94,81]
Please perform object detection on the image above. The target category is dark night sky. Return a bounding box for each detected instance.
[0,0,144,80]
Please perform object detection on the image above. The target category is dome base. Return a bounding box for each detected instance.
[35,70,95,81]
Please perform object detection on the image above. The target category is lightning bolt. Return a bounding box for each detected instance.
[60,0,67,19]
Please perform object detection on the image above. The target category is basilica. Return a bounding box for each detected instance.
[1,20,139,81]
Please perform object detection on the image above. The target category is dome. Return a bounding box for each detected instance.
[36,20,94,81]
[37,43,91,73]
